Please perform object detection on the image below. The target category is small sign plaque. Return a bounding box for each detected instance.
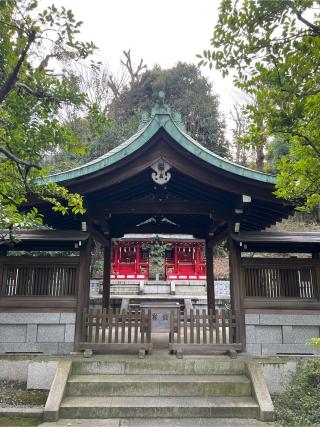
[141,303,180,333]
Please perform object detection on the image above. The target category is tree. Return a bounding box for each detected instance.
[265,137,290,175]
[53,58,229,167]
[200,0,320,210]
[51,50,146,170]
[108,62,228,157]
[230,102,248,166]
[0,0,100,240]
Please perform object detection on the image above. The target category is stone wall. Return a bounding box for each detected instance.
[259,359,298,394]
[245,312,320,356]
[0,312,76,354]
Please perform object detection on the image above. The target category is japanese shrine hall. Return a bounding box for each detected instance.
[1,102,320,357]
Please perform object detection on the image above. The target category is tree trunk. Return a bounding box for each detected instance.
[256,142,265,172]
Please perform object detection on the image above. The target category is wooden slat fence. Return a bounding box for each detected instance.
[81,308,152,352]
[169,309,242,350]
[242,258,320,300]
[0,257,79,297]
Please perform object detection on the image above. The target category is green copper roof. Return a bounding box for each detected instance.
[44,107,276,185]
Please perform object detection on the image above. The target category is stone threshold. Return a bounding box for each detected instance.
[0,406,43,418]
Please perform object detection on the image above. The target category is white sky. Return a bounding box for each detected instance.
[41,0,236,136]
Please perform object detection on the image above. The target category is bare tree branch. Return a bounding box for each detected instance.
[121,49,147,85]
[108,75,121,99]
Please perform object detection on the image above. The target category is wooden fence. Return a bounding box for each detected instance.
[169,309,242,352]
[81,308,152,353]
[242,258,320,300]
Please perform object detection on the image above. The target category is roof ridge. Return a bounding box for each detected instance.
[43,110,276,185]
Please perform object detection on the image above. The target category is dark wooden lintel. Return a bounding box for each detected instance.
[94,201,226,216]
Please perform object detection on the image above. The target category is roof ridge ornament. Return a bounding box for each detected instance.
[172,111,187,132]
[151,92,171,116]
[137,90,188,133]
[138,111,151,130]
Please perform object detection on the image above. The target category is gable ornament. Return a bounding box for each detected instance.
[151,159,171,185]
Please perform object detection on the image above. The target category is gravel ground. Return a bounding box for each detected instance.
[0,380,48,408]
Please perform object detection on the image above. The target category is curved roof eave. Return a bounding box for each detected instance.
[44,112,276,185]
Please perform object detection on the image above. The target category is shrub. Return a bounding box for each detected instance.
[274,359,320,426]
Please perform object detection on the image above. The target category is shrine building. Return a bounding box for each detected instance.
[0,100,320,357]
[110,235,206,281]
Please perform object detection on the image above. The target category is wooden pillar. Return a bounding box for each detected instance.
[136,244,141,275]
[0,247,7,256]
[114,245,119,273]
[205,241,215,311]
[102,240,111,309]
[174,244,178,275]
[0,248,6,295]
[194,246,198,275]
[228,227,244,345]
[74,238,92,351]
[312,252,320,301]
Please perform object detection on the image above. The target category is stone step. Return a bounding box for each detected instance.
[40,417,275,426]
[72,358,246,376]
[60,396,259,419]
[66,374,251,397]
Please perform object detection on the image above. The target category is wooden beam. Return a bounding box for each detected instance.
[95,201,220,216]
[0,296,77,309]
[205,241,215,311]
[110,222,207,238]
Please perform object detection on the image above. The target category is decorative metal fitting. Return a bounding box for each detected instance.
[151,159,171,185]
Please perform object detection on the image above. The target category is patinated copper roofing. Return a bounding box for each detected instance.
[32,104,293,238]
[44,105,276,185]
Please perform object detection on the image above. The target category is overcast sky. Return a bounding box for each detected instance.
[42,0,236,135]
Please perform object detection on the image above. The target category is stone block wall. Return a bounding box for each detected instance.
[0,312,76,354]
[245,313,320,356]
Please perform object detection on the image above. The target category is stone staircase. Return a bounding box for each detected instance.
[44,358,274,424]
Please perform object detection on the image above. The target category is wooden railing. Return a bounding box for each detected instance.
[242,258,320,301]
[0,257,80,309]
[81,308,152,353]
[169,309,242,352]
[0,257,79,297]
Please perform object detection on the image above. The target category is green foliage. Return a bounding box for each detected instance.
[265,137,290,174]
[0,0,100,238]
[0,417,39,426]
[213,241,227,257]
[53,61,229,169]
[274,360,320,426]
[87,115,139,163]
[110,62,228,157]
[142,237,172,267]
[201,0,320,210]
[91,259,103,277]
[306,337,320,350]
